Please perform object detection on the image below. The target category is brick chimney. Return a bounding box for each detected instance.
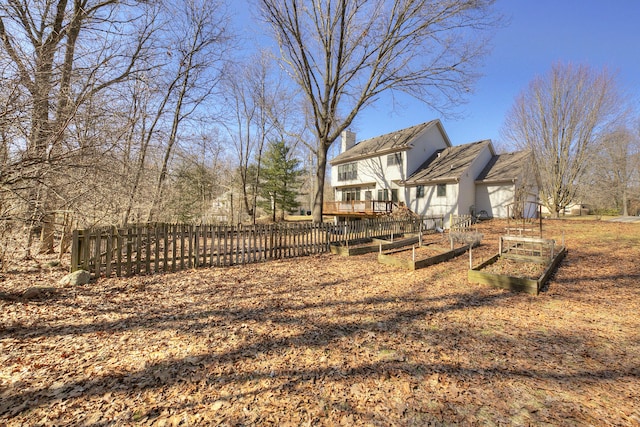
[340,129,356,153]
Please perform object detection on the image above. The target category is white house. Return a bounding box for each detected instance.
[327,120,538,226]
[329,120,451,213]
[474,150,539,219]
[402,139,495,219]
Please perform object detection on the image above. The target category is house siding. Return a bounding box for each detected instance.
[331,123,448,203]
[475,183,514,218]
[458,144,494,216]
[524,192,539,218]
[406,124,449,177]
[475,183,539,218]
[411,183,458,225]
[333,156,402,202]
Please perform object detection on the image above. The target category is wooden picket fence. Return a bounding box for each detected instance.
[450,214,473,231]
[71,217,440,278]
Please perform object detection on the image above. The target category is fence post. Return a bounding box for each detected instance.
[188,225,194,269]
[193,225,199,268]
[135,226,142,274]
[126,228,132,276]
[105,227,113,278]
[92,229,101,277]
[71,229,81,272]
[144,225,151,274]
[154,225,160,273]
[116,228,123,277]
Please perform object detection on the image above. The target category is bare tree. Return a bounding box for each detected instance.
[223,52,299,223]
[163,130,227,223]
[503,63,625,218]
[258,0,498,222]
[145,0,232,222]
[223,56,269,223]
[0,0,156,253]
[586,125,640,216]
[120,75,156,226]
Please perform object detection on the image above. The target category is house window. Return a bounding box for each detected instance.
[387,152,402,166]
[337,162,357,181]
[377,189,389,201]
[416,185,424,198]
[391,189,398,203]
[341,187,360,201]
[437,184,446,197]
[364,190,372,201]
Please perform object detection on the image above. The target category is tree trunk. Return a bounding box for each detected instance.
[148,67,190,222]
[311,146,328,223]
[272,195,276,222]
[39,207,56,254]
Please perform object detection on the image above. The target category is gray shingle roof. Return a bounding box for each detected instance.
[403,140,493,185]
[330,120,443,165]
[475,150,531,183]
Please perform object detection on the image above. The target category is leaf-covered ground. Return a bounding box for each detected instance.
[481,258,547,280]
[1,219,639,426]
[382,240,462,261]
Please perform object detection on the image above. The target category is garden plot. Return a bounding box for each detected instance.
[329,233,424,256]
[378,232,482,270]
[468,235,566,295]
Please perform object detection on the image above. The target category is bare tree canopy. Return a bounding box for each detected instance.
[0,0,155,253]
[258,0,499,222]
[502,63,625,218]
[585,125,640,216]
[0,0,233,259]
[146,0,232,222]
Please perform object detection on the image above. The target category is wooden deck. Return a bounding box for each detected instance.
[323,200,394,217]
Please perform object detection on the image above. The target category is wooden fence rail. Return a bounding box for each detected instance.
[71,217,440,278]
[450,214,473,232]
[499,235,556,263]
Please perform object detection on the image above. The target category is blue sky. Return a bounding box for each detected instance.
[237,1,640,151]
[347,0,640,149]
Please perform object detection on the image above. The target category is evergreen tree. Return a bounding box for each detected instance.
[259,141,303,221]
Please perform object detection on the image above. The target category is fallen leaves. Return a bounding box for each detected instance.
[481,258,546,279]
[0,220,639,425]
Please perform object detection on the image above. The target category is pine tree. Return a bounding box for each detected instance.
[259,141,303,221]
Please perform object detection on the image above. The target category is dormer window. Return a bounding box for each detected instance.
[387,152,402,166]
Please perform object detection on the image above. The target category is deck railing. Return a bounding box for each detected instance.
[323,200,394,215]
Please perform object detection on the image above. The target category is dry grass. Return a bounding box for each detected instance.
[1,219,639,425]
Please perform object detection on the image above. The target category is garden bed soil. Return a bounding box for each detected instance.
[481,258,547,280]
[329,233,422,256]
[468,246,567,295]
[378,241,475,270]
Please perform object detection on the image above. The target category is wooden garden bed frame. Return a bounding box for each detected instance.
[468,235,567,295]
[329,233,421,256]
[377,241,478,270]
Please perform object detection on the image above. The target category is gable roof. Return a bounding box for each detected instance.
[403,140,493,185]
[475,150,531,184]
[330,119,450,165]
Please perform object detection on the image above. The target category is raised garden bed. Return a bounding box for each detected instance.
[329,233,422,256]
[378,240,478,270]
[468,237,567,295]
